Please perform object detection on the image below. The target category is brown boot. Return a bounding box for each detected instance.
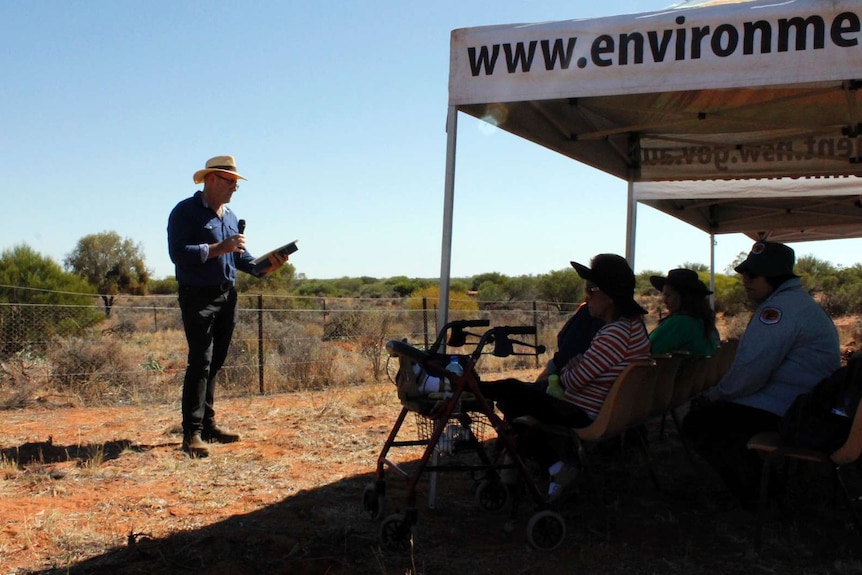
[201,426,240,444]
[182,433,210,457]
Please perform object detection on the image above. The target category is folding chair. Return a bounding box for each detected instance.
[661,354,713,462]
[698,338,738,394]
[514,360,661,495]
[746,406,862,550]
[650,353,686,420]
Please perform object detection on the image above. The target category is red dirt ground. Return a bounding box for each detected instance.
[1,374,860,575]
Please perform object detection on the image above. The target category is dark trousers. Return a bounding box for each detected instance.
[179,286,238,437]
[480,378,593,467]
[682,400,781,507]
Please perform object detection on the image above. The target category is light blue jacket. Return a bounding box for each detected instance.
[707,277,840,416]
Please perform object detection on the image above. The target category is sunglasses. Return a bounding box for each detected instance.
[214,174,239,188]
[585,284,601,294]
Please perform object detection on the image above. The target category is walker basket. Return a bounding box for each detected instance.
[414,411,492,453]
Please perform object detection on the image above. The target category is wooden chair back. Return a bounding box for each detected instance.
[670,355,713,408]
[832,404,862,465]
[651,353,685,418]
[699,338,739,394]
[747,401,862,549]
[576,360,658,443]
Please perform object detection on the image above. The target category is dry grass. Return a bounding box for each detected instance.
[3,298,859,411]
[0,372,860,575]
[1,305,861,573]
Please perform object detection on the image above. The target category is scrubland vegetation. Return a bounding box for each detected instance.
[3,239,862,407]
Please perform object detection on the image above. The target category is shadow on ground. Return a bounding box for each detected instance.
[23,421,862,575]
[3,439,143,470]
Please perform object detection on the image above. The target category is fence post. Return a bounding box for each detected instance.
[532,300,539,368]
[152,303,157,330]
[422,297,429,350]
[321,297,327,336]
[258,294,264,394]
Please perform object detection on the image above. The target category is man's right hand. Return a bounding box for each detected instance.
[221,234,245,254]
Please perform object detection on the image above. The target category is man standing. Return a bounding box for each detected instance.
[683,241,840,508]
[167,155,286,457]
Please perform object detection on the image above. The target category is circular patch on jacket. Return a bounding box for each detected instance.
[759,307,782,324]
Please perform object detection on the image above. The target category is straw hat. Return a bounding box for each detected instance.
[193,155,247,184]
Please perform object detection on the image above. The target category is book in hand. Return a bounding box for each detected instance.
[251,240,298,274]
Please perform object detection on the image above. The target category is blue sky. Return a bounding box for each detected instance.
[5,0,862,281]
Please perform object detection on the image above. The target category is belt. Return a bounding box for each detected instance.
[179,281,234,296]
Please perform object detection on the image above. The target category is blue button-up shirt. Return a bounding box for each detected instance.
[167,191,256,287]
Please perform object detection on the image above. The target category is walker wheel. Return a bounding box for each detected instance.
[526,510,567,551]
[475,479,509,512]
[380,513,413,553]
[362,483,385,520]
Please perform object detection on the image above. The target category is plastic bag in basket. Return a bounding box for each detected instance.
[394,356,447,412]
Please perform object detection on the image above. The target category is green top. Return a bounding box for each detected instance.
[649,313,718,357]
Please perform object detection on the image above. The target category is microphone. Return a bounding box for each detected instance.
[238,219,246,234]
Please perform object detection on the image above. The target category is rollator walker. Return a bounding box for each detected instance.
[361,319,570,552]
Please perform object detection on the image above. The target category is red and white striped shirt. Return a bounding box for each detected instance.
[559,316,651,419]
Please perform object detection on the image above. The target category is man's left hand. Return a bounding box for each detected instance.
[267,252,288,272]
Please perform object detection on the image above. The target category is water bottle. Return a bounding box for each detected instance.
[445,356,464,414]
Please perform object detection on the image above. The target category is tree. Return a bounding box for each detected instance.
[64,231,151,316]
[726,251,749,275]
[679,261,709,272]
[295,279,339,298]
[470,272,507,292]
[712,273,747,316]
[505,275,539,302]
[536,268,584,312]
[355,308,397,381]
[637,270,662,294]
[236,262,296,293]
[148,276,179,295]
[796,254,839,295]
[384,276,430,297]
[477,280,506,304]
[0,244,101,356]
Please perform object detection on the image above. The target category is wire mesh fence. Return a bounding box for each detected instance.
[0,291,577,407]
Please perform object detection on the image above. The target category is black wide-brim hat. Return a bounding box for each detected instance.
[571,254,647,316]
[650,268,713,296]
[734,241,799,278]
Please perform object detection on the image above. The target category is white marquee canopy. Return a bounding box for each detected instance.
[440,0,862,321]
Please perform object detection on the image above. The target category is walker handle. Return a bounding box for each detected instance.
[497,325,536,336]
[449,319,490,329]
[385,339,429,363]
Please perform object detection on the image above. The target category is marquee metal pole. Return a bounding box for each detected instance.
[438,105,458,333]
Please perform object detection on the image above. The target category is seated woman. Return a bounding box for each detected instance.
[535,300,605,383]
[480,254,651,499]
[649,268,719,356]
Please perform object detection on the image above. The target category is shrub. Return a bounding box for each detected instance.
[407,286,478,314]
[713,274,747,316]
[47,336,150,405]
[826,283,862,316]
